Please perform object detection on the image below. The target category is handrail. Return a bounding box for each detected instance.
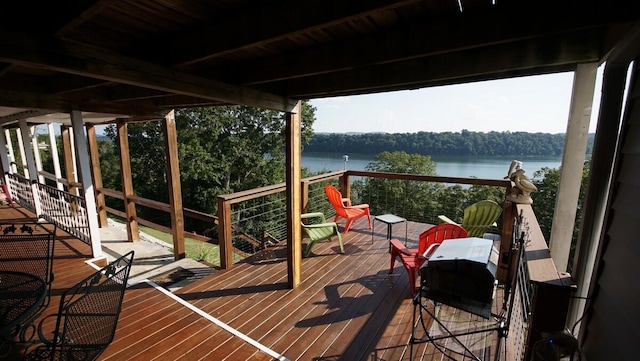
[217,170,345,204]
[346,170,512,187]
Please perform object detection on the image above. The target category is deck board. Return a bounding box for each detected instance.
[1,205,518,360]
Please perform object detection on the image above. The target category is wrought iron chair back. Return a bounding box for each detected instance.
[0,222,56,323]
[25,251,134,361]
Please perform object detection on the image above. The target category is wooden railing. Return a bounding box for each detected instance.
[513,203,576,361]
[97,186,220,245]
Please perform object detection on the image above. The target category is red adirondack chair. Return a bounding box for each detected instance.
[389,223,468,296]
[324,184,372,233]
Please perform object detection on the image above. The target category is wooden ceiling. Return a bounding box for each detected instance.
[0,0,639,124]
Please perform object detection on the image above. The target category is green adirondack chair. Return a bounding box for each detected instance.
[301,212,344,257]
[438,200,503,238]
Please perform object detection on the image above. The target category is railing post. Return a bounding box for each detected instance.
[301,179,310,214]
[163,110,186,261]
[116,119,140,242]
[497,199,517,284]
[339,172,350,199]
[218,196,233,269]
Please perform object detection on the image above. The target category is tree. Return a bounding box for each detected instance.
[353,151,505,226]
[101,101,316,232]
[353,151,442,221]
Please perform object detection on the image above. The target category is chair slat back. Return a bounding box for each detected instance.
[0,222,56,283]
[52,251,134,360]
[324,185,348,218]
[462,200,502,237]
[418,224,468,257]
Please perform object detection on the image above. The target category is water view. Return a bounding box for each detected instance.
[303,152,563,179]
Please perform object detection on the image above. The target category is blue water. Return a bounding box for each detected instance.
[302,152,562,179]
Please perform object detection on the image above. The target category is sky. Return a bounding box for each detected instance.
[310,67,604,134]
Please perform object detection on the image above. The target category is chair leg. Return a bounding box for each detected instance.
[343,219,354,233]
[304,240,317,257]
[409,269,417,296]
[389,248,398,273]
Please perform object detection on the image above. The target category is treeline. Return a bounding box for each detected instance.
[305,130,594,156]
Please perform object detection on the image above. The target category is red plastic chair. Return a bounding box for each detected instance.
[324,184,372,233]
[389,223,468,296]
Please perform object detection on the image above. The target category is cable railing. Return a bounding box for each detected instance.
[217,170,513,265]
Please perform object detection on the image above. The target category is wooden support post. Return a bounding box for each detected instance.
[218,197,233,269]
[47,123,64,190]
[61,126,79,196]
[30,126,44,184]
[70,110,103,257]
[163,110,186,260]
[286,101,302,289]
[116,119,140,242]
[87,124,108,227]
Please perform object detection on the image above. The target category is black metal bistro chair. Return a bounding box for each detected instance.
[24,251,134,361]
[0,222,56,342]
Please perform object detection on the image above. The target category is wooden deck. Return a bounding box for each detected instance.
[2,205,519,361]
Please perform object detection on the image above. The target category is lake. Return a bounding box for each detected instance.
[302,152,563,179]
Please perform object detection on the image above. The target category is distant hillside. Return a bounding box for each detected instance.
[305,131,594,157]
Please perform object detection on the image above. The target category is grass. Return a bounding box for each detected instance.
[108,217,237,266]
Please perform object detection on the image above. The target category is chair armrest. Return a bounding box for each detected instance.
[390,239,413,256]
[341,198,352,207]
[437,215,457,224]
[346,203,369,210]
[303,222,337,229]
[301,212,326,223]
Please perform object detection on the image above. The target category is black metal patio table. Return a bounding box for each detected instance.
[0,270,47,354]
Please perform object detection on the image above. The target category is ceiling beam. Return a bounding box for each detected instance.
[216,7,629,86]
[0,33,299,113]
[0,109,54,124]
[272,32,599,98]
[157,0,421,68]
[0,89,166,117]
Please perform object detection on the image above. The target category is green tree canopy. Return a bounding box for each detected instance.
[101,101,316,230]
